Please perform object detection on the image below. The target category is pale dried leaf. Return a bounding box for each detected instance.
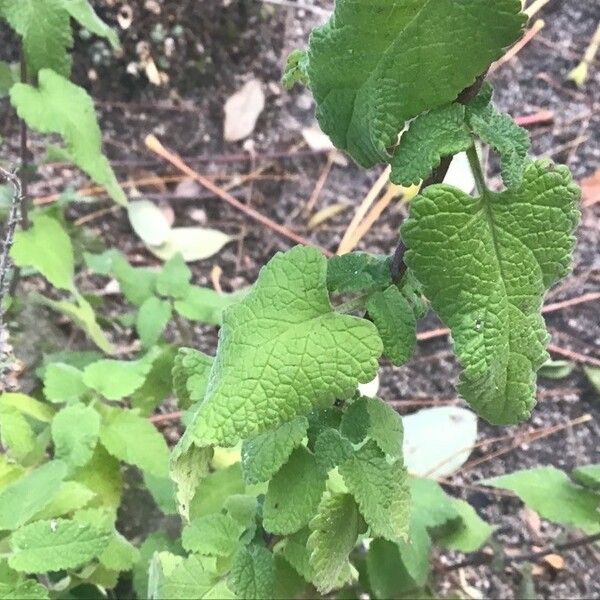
[224,79,265,142]
[128,200,171,246]
[148,227,233,262]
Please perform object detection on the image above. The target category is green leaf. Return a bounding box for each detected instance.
[188,247,382,447]
[395,478,459,585]
[305,0,524,166]
[171,441,213,521]
[173,286,243,325]
[402,161,580,424]
[0,0,72,76]
[366,539,418,600]
[83,354,156,400]
[307,493,359,593]
[275,528,312,582]
[282,49,309,89]
[467,96,530,189]
[0,579,49,599]
[156,253,192,299]
[111,253,158,306]
[228,544,275,600]
[133,533,182,600]
[341,396,403,459]
[327,252,391,294]
[339,440,409,542]
[538,359,575,380]
[11,215,74,290]
[585,367,600,394]
[9,518,111,573]
[33,481,95,520]
[51,403,100,469]
[0,407,37,461]
[263,446,326,535]
[10,69,126,206]
[391,104,473,186]
[36,294,115,354]
[71,445,122,513]
[137,296,172,348]
[485,466,600,533]
[0,461,67,531]
[43,363,87,404]
[59,0,119,48]
[132,345,178,416]
[182,513,244,557]
[189,463,245,521]
[313,428,353,472]
[571,465,600,491]
[99,407,169,477]
[241,417,308,484]
[436,498,493,553]
[156,554,219,600]
[144,472,177,515]
[0,393,54,423]
[172,348,214,408]
[366,285,418,366]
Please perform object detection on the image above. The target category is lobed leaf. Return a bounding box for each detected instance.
[188,246,382,447]
[402,161,580,424]
[10,69,126,205]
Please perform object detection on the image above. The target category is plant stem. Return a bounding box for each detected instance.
[466,144,487,195]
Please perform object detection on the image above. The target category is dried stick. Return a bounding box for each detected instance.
[145,135,330,254]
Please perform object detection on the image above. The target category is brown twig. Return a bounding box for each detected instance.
[440,531,600,573]
[489,19,545,73]
[304,152,334,216]
[149,411,183,425]
[548,343,600,368]
[145,135,330,254]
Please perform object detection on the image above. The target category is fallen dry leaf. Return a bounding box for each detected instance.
[224,79,265,142]
[542,554,565,570]
[581,169,600,206]
[147,226,233,262]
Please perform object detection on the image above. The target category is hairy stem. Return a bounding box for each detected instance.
[466,144,488,195]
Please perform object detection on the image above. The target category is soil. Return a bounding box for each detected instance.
[1,0,599,598]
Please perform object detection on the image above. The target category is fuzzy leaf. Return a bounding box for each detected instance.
[9,518,111,572]
[467,96,530,189]
[189,463,244,521]
[367,285,418,365]
[99,407,169,477]
[339,441,409,542]
[327,252,391,294]
[0,408,35,461]
[51,403,100,469]
[436,497,494,553]
[391,104,473,186]
[188,247,382,447]
[341,396,403,459]
[10,70,126,205]
[402,161,580,424]
[172,348,214,408]
[83,354,156,400]
[485,467,600,533]
[306,0,524,166]
[59,0,119,48]
[263,447,326,535]
[156,554,223,600]
[0,461,67,531]
[156,253,192,299]
[11,215,74,291]
[307,493,359,593]
[136,296,172,348]
[228,544,275,600]
[43,363,87,404]
[241,417,308,484]
[313,428,353,472]
[182,513,244,557]
[282,49,310,89]
[0,0,72,76]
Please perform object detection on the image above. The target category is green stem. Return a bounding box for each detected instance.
[466,145,487,196]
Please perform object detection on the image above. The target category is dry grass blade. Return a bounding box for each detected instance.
[337,166,390,255]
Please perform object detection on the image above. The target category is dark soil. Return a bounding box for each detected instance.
[1,0,599,598]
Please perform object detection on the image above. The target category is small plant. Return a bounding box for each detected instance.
[0,1,597,599]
